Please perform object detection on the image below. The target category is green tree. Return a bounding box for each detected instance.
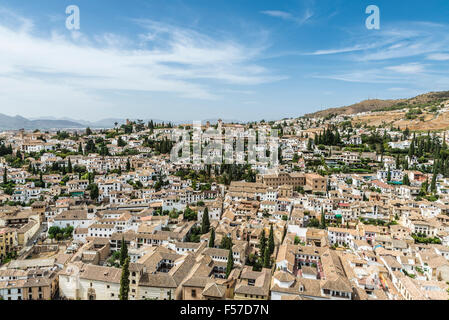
[87,183,99,200]
[307,138,314,151]
[67,158,73,173]
[220,236,233,250]
[430,172,437,193]
[320,209,326,229]
[118,137,127,147]
[208,228,215,248]
[420,179,429,196]
[226,249,234,278]
[259,229,266,257]
[268,225,275,255]
[2,168,6,184]
[120,236,128,266]
[183,206,197,221]
[201,207,210,234]
[119,257,130,300]
[402,174,410,186]
[263,247,271,269]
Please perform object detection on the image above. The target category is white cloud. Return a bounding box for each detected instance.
[386,63,425,74]
[308,44,376,55]
[260,8,313,25]
[308,21,449,92]
[307,22,449,63]
[0,10,281,119]
[260,10,293,20]
[427,53,449,61]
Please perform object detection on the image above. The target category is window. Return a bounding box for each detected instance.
[191,289,196,298]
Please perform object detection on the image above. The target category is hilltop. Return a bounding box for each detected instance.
[303,91,449,131]
[0,113,84,130]
[305,91,449,119]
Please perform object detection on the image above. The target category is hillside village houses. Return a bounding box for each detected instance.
[1,113,449,300]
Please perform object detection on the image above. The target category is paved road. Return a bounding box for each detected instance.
[17,223,48,259]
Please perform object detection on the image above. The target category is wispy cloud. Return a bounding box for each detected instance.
[386,63,426,74]
[313,63,449,92]
[427,53,449,61]
[260,10,293,20]
[306,20,449,93]
[0,10,283,118]
[260,8,314,25]
[308,44,377,55]
[305,21,449,63]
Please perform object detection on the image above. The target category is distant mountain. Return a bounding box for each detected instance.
[28,116,128,129]
[304,91,449,118]
[25,116,241,129]
[79,118,167,128]
[0,113,84,130]
[2,114,243,131]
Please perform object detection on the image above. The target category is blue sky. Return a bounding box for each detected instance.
[1,0,449,122]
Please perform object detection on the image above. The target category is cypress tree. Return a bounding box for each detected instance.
[67,158,72,173]
[402,174,410,186]
[259,229,266,258]
[320,209,326,229]
[89,184,99,200]
[263,247,271,269]
[3,168,7,184]
[120,236,128,266]
[226,249,234,278]
[209,228,215,248]
[201,207,210,234]
[408,137,415,157]
[119,257,130,300]
[431,172,437,193]
[268,225,275,255]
